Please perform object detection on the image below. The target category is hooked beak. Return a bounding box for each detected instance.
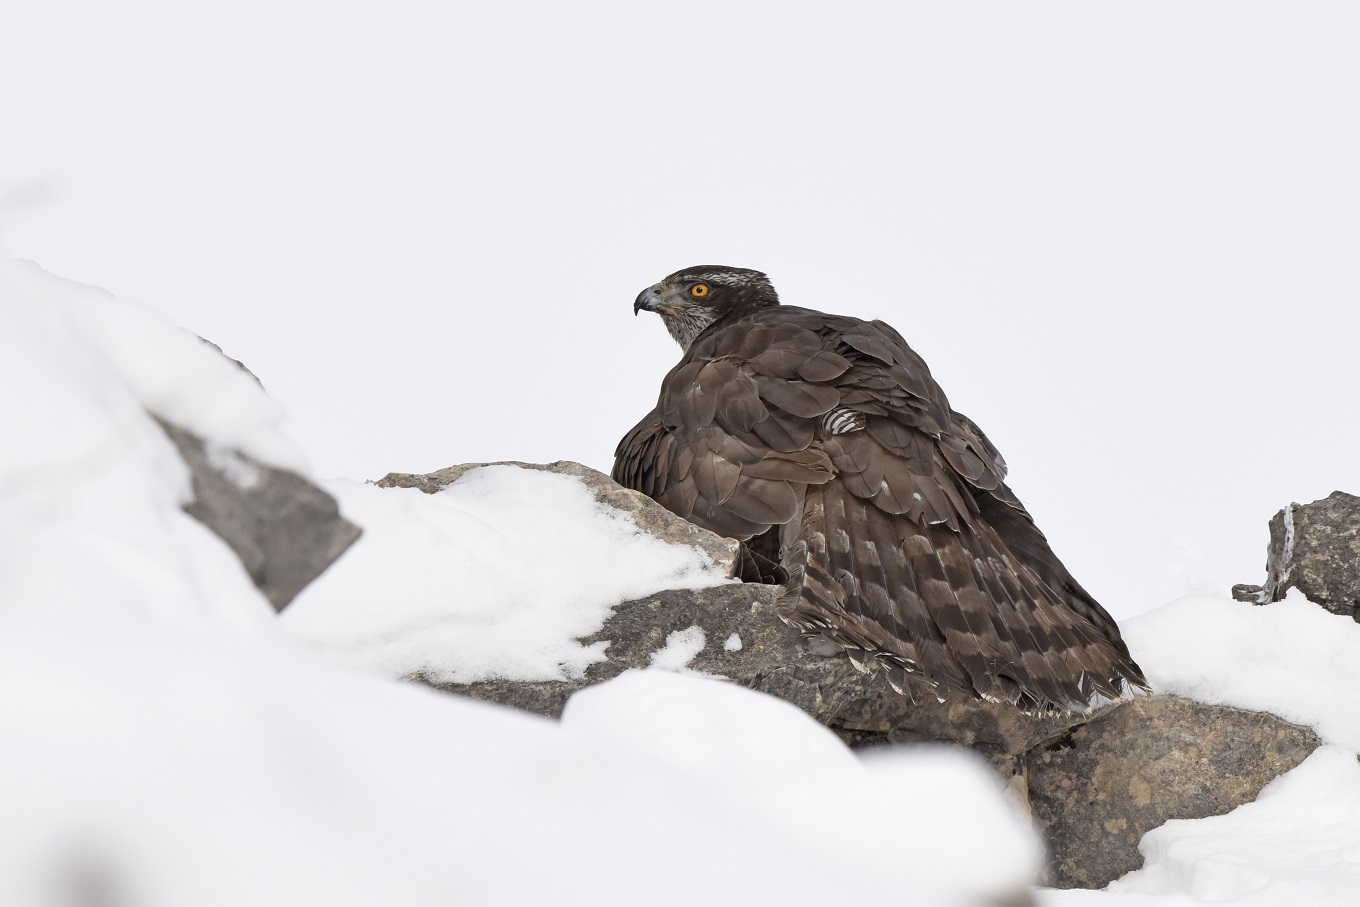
[633,285,663,316]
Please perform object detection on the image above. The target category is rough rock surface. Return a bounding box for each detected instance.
[1232,491,1360,620]
[1026,695,1320,889]
[385,461,1090,757]
[157,417,362,610]
[439,581,1081,755]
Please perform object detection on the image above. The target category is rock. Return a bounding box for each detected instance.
[1025,695,1320,889]
[195,335,264,388]
[156,416,362,610]
[391,461,1093,757]
[438,581,1079,755]
[1232,491,1360,619]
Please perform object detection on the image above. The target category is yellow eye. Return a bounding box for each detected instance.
[690,283,709,298]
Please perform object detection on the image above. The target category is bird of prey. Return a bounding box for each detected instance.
[613,265,1147,713]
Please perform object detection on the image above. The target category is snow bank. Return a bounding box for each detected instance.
[566,670,1042,905]
[1,576,857,906]
[0,606,1034,907]
[0,256,278,631]
[1123,590,1360,750]
[281,467,732,682]
[1039,887,1200,905]
[11,260,305,473]
[1,254,1039,905]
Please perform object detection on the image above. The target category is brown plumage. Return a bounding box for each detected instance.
[613,265,1148,713]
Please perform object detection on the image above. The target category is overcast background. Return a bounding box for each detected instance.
[3,2,1356,621]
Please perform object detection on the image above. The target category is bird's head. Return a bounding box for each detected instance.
[634,265,779,350]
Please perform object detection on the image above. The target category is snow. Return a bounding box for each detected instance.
[0,256,277,632]
[6,249,1360,906]
[564,670,1042,905]
[649,626,708,671]
[2,581,861,906]
[1040,889,1199,906]
[281,467,731,683]
[1,252,1036,905]
[10,260,305,473]
[1122,591,1360,750]
[723,632,744,652]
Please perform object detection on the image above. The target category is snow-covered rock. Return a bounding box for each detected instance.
[286,460,1088,756]
[1125,591,1360,752]
[280,462,735,683]
[3,259,358,612]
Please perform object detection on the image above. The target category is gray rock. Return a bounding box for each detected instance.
[1232,491,1360,619]
[434,581,1077,754]
[1025,695,1320,889]
[156,417,361,610]
[195,336,265,388]
[394,461,1093,756]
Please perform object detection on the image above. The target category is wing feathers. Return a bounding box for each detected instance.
[749,410,815,452]
[614,301,1147,714]
[797,350,853,382]
[753,377,841,419]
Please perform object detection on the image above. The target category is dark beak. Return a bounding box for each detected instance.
[634,286,662,316]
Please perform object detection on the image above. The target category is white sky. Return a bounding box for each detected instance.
[3,2,1357,620]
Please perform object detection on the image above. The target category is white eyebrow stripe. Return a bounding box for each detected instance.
[685,271,766,287]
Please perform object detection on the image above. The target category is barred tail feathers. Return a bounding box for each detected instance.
[775,481,1147,713]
